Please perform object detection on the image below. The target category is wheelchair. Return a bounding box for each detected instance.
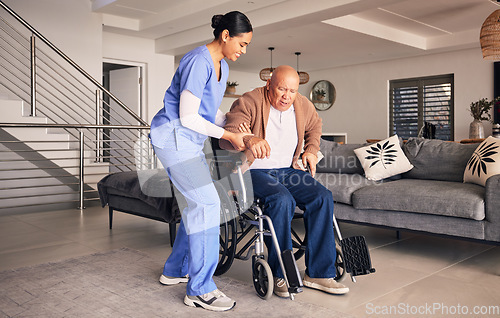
[208,152,348,300]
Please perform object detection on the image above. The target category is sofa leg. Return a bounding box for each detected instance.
[109,207,113,230]
[169,223,177,247]
[396,230,401,240]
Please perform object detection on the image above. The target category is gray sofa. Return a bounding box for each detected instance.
[315,137,500,243]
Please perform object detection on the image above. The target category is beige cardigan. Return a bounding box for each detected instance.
[220,86,322,169]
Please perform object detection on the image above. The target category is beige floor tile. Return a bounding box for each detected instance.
[295,264,425,313]
[0,242,96,271]
[433,246,500,284]
[367,235,491,274]
[348,273,500,318]
[1,205,498,318]
[0,227,73,254]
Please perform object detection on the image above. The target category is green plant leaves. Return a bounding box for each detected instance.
[469,97,500,122]
[467,141,499,177]
[365,140,398,169]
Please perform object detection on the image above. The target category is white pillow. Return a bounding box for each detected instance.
[463,136,500,187]
[354,135,413,181]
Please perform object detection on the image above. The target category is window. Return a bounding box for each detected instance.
[390,74,454,141]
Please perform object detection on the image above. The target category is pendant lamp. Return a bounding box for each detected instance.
[480,9,500,60]
[259,47,274,81]
[295,52,309,85]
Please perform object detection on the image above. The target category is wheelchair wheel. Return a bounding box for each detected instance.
[334,246,346,282]
[214,181,238,276]
[291,215,306,260]
[291,229,306,260]
[252,257,274,300]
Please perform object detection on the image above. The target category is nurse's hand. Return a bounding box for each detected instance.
[223,131,252,151]
[238,122,251,134]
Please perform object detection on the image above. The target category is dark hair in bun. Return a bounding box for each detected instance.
[212,11,252,39]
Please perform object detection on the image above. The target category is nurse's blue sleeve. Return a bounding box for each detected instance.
[179,55,210,100]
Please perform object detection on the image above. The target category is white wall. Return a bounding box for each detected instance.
[3,0,103,80]
[102,32,174,122]
[220,69,265,113]
[3,0,493,142]
[301,48,494,143]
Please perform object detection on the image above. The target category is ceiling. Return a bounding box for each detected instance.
[92,0,500,74]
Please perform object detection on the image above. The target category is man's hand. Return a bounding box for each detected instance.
[302,152,318,177]
[244,136,271,159]
[237,122,271,159]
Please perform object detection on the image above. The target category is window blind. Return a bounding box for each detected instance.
[390,74,454,141]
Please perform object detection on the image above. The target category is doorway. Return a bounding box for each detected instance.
[102,60,145,169]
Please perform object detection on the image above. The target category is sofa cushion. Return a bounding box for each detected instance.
[315,172,378,205]
[463,136,500,187]
[402,138,477,182]
[354,135,413,181]
[352,179,485,220]
[317,139,364,174]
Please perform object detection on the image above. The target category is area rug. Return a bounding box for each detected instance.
[0,248,353,317]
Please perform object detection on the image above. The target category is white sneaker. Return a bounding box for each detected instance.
[159,274,189,285]
[184,289,236,312]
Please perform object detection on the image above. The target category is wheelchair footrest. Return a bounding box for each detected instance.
[340,236,376,277]
[281,249,303,293]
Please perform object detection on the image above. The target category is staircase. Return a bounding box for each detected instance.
[0,1,152,214]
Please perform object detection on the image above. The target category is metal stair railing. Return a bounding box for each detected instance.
[0,0,146,125]
[0,0,148,159]
[0,123,155,213]
[0,1,157,213]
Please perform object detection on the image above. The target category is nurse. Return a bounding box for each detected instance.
[149,11,253,312]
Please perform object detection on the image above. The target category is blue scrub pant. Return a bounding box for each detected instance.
[152,126,219,296]
[250,168,337,279]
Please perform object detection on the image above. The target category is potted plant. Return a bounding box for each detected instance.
[225,81,238,95]
[468,97,500,139]
[314,88,326,101]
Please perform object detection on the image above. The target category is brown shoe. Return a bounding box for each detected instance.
[302,274,349,295]
[273,277,290,298]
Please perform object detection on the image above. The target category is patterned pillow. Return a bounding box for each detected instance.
[463,136,500,187]
[354,135,413,181]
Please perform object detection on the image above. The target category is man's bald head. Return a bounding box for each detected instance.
[269,65,299,86]
[266,65,300,112]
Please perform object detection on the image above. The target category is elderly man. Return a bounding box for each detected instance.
[220,65,349,297]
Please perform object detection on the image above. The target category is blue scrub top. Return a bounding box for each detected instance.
[150,45,229,148]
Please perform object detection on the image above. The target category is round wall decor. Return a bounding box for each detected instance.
[310,80,336,111]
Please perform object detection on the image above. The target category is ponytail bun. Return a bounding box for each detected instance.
[211,15,223,29]
[211,11,252,39]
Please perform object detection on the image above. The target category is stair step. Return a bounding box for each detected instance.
[1,100,48,124]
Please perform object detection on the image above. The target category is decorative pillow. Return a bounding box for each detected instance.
[463,136,500,187]
[354,135,413,181]
[403,138,477,182]
[317,138,365,174]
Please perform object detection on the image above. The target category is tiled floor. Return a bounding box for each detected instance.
[1,206,499,317]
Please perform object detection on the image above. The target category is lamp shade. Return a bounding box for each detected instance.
[480,9,500,60]
[298,71,309,85]
[295,52,309,84]
[260,47,275,81]
[259,68,273,81]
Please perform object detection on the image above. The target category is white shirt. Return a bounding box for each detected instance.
[250,105,298,170]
